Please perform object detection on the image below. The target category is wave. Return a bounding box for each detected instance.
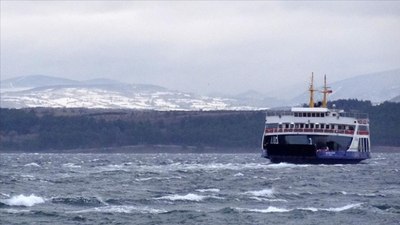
[134,162,276,172]
[92,164,130,173]
[249,197,287,202]
[1,194,45,207]
[266,163,310,168]
[70,205,167,214]
[51,196,107,206]
[135,176,182,182]
[155,193,209,202]
[234,203,362,214]
[299,203,362,212]
[245,188,274,197]
[195,188,220,193]
[235,206,290,213]
[372,204,400,213]
[24,163,41,167]
[62,163,81,168]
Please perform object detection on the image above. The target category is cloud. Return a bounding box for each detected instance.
[1,1,399,97]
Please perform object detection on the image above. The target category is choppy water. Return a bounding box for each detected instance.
[1,152,399,225]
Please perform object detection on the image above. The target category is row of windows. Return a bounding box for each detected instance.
[266,123,355,130]
[293,112,336,118]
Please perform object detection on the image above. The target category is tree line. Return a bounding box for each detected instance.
[0,99,399,151]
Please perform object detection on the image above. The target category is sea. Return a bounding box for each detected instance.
[0,152,399,225]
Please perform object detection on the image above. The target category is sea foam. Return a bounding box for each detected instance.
[237,203,361,214]
[195,188,220,193]
[245,188,275,197]
[24,163,41,167]
[2,194,45,207]
[71,205,166,214]
[155,193,206,202]
[236,206,290,213]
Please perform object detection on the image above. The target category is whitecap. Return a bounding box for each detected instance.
[233,172,244,177]
[95,164,130,172]
[324,203,362,212]
[135,177,153,181]
[24,163,41,167]
[1,194,45,207]
[71,205,166,214]
[266,163,309,168]
[245,188,274,197]
[237,206,290,213]
[0,192,10,198]
[62,163,81,168]
[155,193,206,202]
[195,188,220,193]
[299,203,362,212]
[249,197,287,202]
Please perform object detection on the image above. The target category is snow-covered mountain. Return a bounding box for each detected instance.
[0,75,260,110]
[1,69,399,110]
[291,69,400,105]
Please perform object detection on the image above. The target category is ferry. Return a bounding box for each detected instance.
[261,74,371,164]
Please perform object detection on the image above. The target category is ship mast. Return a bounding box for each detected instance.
[321,75,332,108]
[309,72,316,108]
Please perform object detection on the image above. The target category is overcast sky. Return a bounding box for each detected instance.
[1,1,399,97]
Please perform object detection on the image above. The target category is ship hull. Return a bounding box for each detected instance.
[263,144,370,164]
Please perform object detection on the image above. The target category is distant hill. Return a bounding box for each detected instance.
[291,69,400,104]
[1,74,79,89]
[0,75,259,110]
[1,69,399,109]
[390,95,400,103]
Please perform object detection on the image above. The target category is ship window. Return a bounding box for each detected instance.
[303,113,306,117]
[307,113,311,117]
[310,124,314,129]
[316,113,320,117]
[300,124,304,128]
[271,136,278,144]
[359,125,369,131]
[285,124,289,129]
[312,113,316,117]
[305,124,309,129]
[349,126,355,131]
[266,123,278,129]
[321,113,325,118]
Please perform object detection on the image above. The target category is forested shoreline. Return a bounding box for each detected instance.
[1,100,399,152]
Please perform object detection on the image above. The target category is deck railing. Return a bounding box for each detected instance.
[264,128,369,135]
[266,110,368,119]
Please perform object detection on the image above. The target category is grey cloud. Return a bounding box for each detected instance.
[1,1,399,97]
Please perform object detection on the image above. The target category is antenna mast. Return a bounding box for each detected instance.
[321,74,332,108]
[309,72,315,108]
